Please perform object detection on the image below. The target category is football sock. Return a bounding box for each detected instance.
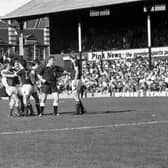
[53,106,58,115]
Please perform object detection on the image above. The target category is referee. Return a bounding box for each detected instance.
[37,56,60,116]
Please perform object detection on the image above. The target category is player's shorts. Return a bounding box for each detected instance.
[5,86,18,97]
[72,79,82,91]
[41,82,58,94]
[16,85,23,97]
[22,84,33,96]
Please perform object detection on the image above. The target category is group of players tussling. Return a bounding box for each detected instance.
[1,54,86,118]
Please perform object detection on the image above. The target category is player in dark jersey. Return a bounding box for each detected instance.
[16,59,41,116]
[16,59,34,116]
[31,59,41,93]
[70,53,86,115]
[30,59,41,115]
[37,56,60,116]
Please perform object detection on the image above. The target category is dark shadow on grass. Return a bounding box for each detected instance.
[53,109,135,116]
[84,109,135,115]
[104,109,134,114]
[42,112,74,116]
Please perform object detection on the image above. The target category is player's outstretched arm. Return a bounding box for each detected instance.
[1,70,17,78]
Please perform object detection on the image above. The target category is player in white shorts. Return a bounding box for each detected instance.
[16,59,40,116]
[15,59,34,116]
[1,60,21,117]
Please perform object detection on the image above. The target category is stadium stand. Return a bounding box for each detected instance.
[1,0,168,97]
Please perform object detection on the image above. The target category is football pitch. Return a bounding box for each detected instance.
[0,97,168,168]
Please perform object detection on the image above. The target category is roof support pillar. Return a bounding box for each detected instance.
[146,6,152,70]
[78,20,82,79]
[78,21,82,53]
[33,44,36,60]
[18,20,24,57]
[147,14,152,70]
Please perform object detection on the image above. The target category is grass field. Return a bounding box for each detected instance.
[0,97,168,168]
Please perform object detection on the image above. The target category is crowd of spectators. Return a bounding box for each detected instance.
[58,56,168,97]
[81,57,168,96]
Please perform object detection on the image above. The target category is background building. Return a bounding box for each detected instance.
[0,17,50,60]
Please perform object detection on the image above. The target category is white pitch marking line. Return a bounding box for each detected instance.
[0,120,168,135]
